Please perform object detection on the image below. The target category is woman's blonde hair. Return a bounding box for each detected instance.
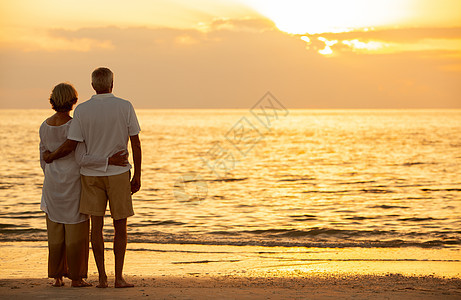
[49,83,78,112]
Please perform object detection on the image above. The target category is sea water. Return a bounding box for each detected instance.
[1,109,460,248]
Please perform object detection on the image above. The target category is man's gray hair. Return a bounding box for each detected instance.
[91,67,113,92]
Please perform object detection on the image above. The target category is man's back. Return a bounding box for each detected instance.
[68,93,140,176]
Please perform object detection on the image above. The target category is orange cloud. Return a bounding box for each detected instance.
[316,27,461,42]
[0,19,460,109]
[301,27,461,55]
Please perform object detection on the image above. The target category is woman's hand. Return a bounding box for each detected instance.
[43,150,53,163]
[108,150,129,166]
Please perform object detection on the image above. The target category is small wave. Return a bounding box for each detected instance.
[143,188,161,192]
[235,204,253,208]
[129,220,186,227]
[0,184,14,190]
[183,177,248,183]
[302,188,395,194]
[290,214,316,218]
[359,188,394,194]
[340,180,376,185]
[278,228,348,237]
[290,214,317,221]
[244,229,292,235]
[208,231,241,236]
[124,235,461,249]
[1,228,459,249]
[0,228,46,232]
[0,228,47,235]
[172,259,240,264]
[402,162,435,166]
[240,228,390,238]
[369,205,409,209]
[398,217,445,222]
[2,175,27,179]
[0,211,43,216]
[278,177,314,182]
[302,190,350,194]
[344,216,378,220]
[0,224,20,229]
[0,215,43,219]
[421,188,461,192]
[207,178,248,182]
[135,198,164,202]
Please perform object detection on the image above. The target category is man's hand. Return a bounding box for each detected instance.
[130,175,141,194]
[108,151,129,166]
[44,139,78,163]
[43,150,53,163]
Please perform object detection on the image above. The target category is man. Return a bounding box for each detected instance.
[44,67,142,288]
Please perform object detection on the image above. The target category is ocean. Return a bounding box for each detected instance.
[1,109,460,249]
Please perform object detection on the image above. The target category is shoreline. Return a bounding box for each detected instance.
[1,242,460,299]
[1,242,460,278]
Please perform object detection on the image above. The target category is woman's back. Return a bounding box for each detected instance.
[39,119,87,224]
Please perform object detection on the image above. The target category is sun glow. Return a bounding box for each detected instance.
[241,0,410,34]
[318,37,337,55]
[342,39,384,51]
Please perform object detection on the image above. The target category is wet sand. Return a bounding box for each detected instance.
[1,274,461,299]
[0,242,460,299]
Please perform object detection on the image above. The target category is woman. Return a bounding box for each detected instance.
[39,83,126,287]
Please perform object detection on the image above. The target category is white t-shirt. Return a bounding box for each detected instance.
[68,93,141,176]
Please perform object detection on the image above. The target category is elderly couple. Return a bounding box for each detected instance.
[39,67,142,288]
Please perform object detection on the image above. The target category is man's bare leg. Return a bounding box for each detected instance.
[113,218,133,288]
[91,216,108,288]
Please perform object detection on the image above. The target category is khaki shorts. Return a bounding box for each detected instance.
[80,171,134,220]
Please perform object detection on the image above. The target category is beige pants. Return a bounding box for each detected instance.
[46,215,89,280]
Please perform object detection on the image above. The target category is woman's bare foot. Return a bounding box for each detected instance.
[96,275,108,288]
[52,277,64,287]
[114,277,134,288]
[71,279,92,287]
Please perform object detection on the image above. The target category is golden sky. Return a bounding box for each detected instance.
[0,0,460,108]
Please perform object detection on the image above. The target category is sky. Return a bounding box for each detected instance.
[0,0,460,109]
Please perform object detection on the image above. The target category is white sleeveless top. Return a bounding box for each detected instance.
[39,119,107,224]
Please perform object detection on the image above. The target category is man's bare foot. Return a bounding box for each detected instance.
[96,275,108,288]
[114,277,134,288]
[52,277,64,287]
[71,279,92,287]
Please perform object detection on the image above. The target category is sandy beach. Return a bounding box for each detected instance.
[0,242,460,299]
[1,274,461,299]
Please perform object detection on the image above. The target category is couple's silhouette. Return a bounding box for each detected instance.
[40,67,142,288]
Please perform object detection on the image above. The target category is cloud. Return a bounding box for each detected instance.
[299,27,461,56]
[46,18,276,50]
[309,27,461,43]
[0,19,460,109]
[206,17,276,31]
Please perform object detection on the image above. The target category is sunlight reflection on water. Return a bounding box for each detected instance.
[0,109,460,248]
